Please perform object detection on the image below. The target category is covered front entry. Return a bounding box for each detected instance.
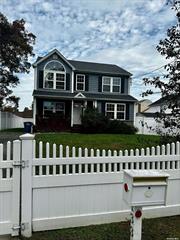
[34,98,96,131]
[72,100,94,127]
[73,102,83,124]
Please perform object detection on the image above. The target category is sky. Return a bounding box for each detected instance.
[0,0,176,110]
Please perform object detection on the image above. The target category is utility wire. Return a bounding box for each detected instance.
[133,60,175,79]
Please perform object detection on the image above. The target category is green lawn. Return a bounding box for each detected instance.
[0,128,24,132]
[24,216,180,240]
[35,133,160,152]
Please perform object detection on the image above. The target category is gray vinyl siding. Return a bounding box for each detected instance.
[88,75,99,92]
[37,54,72,91]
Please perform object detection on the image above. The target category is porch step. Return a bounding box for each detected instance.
[71,125,81,133]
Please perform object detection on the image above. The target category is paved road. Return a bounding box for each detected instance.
[0,132,22,144]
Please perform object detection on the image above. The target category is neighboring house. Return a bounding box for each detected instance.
[33,49,137,131]
[137,99,152,113]
[135,97,178,135]
[14,108,33,120]
[0,109,33,130]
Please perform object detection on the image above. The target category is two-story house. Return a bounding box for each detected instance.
[33,49,137,131]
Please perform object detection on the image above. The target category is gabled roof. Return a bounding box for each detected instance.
[74,92,86,98]
[149,97,166,107]
[14,110,33,118]
[136,112,158,118]
[149,96,180,107]
[33,49,132,76]
[33,49,75,69]
[68,60,132,76]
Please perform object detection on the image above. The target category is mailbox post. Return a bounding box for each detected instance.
[123,170,169,240]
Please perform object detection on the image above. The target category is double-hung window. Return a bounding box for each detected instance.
[102,77,111,92]
[43,101,65,118]
[106,103,126,120]
[56,73,65,90]
[44,72,54,89]
[76,74,85,91]
[102,76,121,93]
[44,61,66,90]
[113,77,121,92]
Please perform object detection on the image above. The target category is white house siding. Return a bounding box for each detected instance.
[135,115,159,135]
[145,106,160,113]
[0,111,33,130]
[135,115,180,135]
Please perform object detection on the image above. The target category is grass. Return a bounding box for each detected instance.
[35,133,161,152]
[0,128,24,132]
[24,216,180,240]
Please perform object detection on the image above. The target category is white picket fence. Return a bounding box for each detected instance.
[0,134,180,237]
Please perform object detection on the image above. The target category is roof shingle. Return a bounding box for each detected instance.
[33,90,137,102]
[68,60,132,76]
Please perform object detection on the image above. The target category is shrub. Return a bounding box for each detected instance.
[107,120,138,134]
[81,108,137,134]
[81,108,109,133]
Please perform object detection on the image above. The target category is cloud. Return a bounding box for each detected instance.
[0,0,176,109]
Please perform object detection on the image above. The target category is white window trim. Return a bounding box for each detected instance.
[76,74,85,91]
[102,76,121,93]
[43,101,65,117]
[43,60,66,90]
[116,103,126,120]
[55,72,66,90]
[105,103,126,120]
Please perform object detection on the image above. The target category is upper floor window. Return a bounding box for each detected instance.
[76,74,85,91]
[102,76,121,93]
[44,61,66,90]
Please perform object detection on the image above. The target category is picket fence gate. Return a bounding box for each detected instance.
[0,133,180,237]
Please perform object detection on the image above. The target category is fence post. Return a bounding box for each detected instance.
[11,140,21,236]
[0,111,1,130]
[19,133,34,238]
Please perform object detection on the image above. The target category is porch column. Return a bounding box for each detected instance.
[71,100,74,127]
[33,98,36,125]
[93,100,97,108]
[71,71,74,93]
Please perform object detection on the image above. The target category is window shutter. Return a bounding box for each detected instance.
[85,74,89,91]
[101,102,105,115]
[66,73,70,91]
[38,70,44,88]
[126,103,130,120]
[98,75,102,92]
[121,78,125,93]
[74,73,77,91]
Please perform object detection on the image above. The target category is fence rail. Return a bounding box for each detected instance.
[34,141,180,158]
[0,135,180,237]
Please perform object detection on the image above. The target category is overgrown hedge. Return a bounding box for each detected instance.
[81,108,137,134]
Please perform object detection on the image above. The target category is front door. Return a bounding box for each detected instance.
[73,102,82,124]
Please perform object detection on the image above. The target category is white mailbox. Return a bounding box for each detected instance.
[123,170,169,207]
